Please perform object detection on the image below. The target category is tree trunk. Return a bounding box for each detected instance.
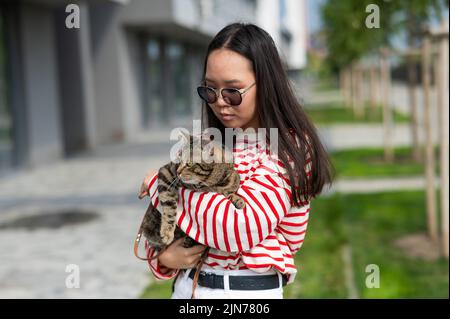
[354,67,364,120]
[406,11,422,162]
[437,32,449,258]
[351,63,358,112]
[421,36,439,244]
[380,50,394,162]
[407,54,421,161]
[369,66,379,121]
[342,67,351,107]
[340,68,346,103]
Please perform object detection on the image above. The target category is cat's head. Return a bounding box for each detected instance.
[175,131,234,187]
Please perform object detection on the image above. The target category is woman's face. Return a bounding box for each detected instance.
[205,48,259,130]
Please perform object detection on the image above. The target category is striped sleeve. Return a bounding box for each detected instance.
[177,156,292,253]
[278,203,310,253]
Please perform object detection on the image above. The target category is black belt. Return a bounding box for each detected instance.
[187,269,287,290]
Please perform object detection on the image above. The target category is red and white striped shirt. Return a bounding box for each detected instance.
[144,133,312,285]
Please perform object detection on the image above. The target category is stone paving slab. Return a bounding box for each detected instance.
[324,176,438,195]
[0,141,172,299]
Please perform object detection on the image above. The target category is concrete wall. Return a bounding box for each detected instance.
[173,0,256,36]
[89,2,126,143]
[285,0,307,70]
[118,0,173,25]
[54,3,97,155]
[87,0,243,143]
[256,0,281,52]
[20,3,63,165]
[256,0,307,70]
[118,28,143,141]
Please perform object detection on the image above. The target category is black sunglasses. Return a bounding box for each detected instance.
[197,82,256,106]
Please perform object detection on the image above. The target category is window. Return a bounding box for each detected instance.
[142,37,193,128]
[144,38,163,127]
[167,41,190,118]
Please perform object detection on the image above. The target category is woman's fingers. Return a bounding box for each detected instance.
[188,253,205,267]
[172,237,185,246]
[138,170,155,199]
[138,190,148,199]
[138,181,149,199]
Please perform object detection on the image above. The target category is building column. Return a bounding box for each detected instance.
[19,3,63,166]
[54,2,97,155]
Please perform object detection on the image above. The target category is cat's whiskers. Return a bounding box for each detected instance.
[201,181,210,188]
[193,183,203,190]
[167,176,180,191]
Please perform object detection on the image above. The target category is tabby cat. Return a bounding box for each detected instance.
[139,132,245,251]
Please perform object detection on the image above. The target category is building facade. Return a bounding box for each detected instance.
[0,0,307,172]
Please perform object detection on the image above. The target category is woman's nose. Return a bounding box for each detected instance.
[215,93,230,107]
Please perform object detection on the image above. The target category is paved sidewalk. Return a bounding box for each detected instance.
[317,119,442,151]
[324,176,438,195]
[0,137,173,298]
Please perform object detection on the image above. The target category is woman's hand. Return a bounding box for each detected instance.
[158,238,207,269]
[138,170,155,199]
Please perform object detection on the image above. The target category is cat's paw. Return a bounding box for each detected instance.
[160,228,175,245]
[228,194,245,209]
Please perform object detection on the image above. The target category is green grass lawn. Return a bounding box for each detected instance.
[287,190,448,298]
[283,194,347,298]
[330,146,440,178]
[140,191,448,299]
[333,191,448,298]
[139,275,174,299]
[305,103,409,125]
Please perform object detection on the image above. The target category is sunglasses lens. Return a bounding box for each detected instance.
[197,86,216,103]
[222,89,242,106]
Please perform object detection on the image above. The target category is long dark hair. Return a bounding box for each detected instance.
[201,23,333,205]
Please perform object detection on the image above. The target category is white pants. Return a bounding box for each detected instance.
[171,266,284,299]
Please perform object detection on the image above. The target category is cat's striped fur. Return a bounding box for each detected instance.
[141,134,245,250]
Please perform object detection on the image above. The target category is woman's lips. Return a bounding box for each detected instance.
[220,114,235,121]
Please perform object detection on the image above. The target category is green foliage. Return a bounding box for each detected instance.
[320,0,449,71]
[321,0,395,71]
[305,50,334,81]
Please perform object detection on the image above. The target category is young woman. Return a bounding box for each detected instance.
[139,23,333,299]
